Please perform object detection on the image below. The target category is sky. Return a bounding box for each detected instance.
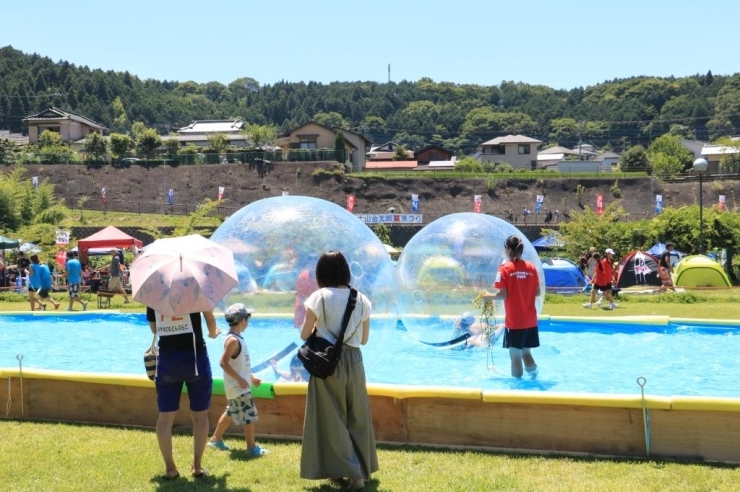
[2,0,738,90]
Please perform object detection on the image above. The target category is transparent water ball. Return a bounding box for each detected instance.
[396,213,544,343]
[210,196,398,330]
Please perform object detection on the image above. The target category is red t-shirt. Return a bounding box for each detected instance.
[494,259,539,329]
[593,258,613,285]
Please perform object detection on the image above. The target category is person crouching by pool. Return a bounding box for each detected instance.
[482,235,541,379]
[453,312,504,348]
[147,306,220,479]
[207,303,270,456]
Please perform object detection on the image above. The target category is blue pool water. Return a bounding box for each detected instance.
[1,314,739,398]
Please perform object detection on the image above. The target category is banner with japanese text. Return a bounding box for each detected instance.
[346,194,355,212]
[473,195,482,213]
[167,188,174,205]
[411,194,419,212]
[535,195,544,213]
[719,195,726,211]
[655,194,662,214]
[218,186,225,201]
[355,214,423,224]
[596,195,603,215]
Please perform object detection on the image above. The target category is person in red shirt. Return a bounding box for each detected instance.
[483,235,541,378]
[583,249,617,309]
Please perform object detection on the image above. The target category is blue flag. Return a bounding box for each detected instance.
[411,194,419,213]
[168,188,174,205]
[535,195,544,214]
[655,194,662,214]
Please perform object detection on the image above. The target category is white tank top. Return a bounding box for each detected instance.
[223,333,252,400]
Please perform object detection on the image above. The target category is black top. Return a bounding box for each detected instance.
[146,307,207,352]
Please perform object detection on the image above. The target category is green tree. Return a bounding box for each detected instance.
[109,133,133,159]
[313,111,348,129]
[241,123,278,149]
[136,128,163,156]
[0,139,16,164]
[619,145,651,172]
[111,96,128,134]
[206,133,229,153]
[39,130,63,148]
[647,135,693,177]
[84,132,108,160]
[454,156,484,173]
[393,144,409,161]
[164,136,180,156]
[334,131,346,163]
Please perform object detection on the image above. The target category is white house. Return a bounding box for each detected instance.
[476,135,541,170]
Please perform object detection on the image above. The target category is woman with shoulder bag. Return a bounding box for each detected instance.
[299,250,378,491]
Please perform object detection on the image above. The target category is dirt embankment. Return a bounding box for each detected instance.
[13,163,740,221]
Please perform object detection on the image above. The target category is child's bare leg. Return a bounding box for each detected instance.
[209,411,232,442]
[243,423,256,450]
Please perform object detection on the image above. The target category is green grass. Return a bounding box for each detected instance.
[0,421,737,491]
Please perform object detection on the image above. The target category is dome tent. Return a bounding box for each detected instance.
[673,255,732,288]
[541,258,588,293]
[615,250,662,289]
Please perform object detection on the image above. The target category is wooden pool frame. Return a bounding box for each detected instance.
[2,369,740,463]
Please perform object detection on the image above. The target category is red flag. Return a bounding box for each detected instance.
[346,194,355,212]
[596,195,603,215]
[719,195,726,211]
[473,195,482,213]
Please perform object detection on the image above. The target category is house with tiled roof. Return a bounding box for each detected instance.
[160,119,250,147]
[476,134,542,170]
[22,107,105,144]
[366,141,414,161]
[274,121,371,171]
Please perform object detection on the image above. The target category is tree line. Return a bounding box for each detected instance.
[1,45,739,155]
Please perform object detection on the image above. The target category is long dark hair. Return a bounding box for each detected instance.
[593,252,604,271]
[315,250,351,288]
[505,235,525,261]
[659,251,671,268]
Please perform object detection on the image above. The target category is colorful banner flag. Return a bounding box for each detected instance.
[346,194,355,212]
[596,195,604,215]
[55,249,67,267]
[55,230,70,245]
[101,187,107,204]
[32,176,38,188]
[167,188,174,205]
[655,194,663,215]
[535,195,544,213]
[218,186,225,201]
[411,194,419,213]
[719,195,726,211]
[473,195,482,213]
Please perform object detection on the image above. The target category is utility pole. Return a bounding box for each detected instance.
[388,64,391,83]
[578,120,584,161]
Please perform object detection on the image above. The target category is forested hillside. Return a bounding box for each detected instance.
[2,45,739,153]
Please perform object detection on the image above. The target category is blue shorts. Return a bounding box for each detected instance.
[155,349,213,413]
[503,327,540,350]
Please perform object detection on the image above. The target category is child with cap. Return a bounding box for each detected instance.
[207,303,270,456]
[454,312,504,348]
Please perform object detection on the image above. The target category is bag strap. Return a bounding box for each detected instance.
[149,334,157,351]
[334,287,358,348]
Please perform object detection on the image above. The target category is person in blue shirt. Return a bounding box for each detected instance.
[35,255,61,310]
[64,251,88,311]
[27,254,45,311]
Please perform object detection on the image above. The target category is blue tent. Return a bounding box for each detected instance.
[532,234,565,251]
[541,258,588,293]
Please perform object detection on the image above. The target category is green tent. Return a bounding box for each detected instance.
[673,255,732,288]
[0,235,20,250]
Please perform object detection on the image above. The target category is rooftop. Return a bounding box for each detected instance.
[480,134,542,146]
[178,120,244,134]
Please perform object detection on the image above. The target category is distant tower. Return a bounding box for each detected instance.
[388,64,391,83]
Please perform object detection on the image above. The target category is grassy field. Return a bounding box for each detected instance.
[0,421,738,492]
[2,284,740,490]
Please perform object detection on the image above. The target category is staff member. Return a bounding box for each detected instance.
[483,235,541,378]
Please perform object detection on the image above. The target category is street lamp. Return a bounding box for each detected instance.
[693,157,708,255]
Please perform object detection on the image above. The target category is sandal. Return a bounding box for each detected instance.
[191,467,209,478]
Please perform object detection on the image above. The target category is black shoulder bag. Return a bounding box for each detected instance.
[298,288,358,379]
